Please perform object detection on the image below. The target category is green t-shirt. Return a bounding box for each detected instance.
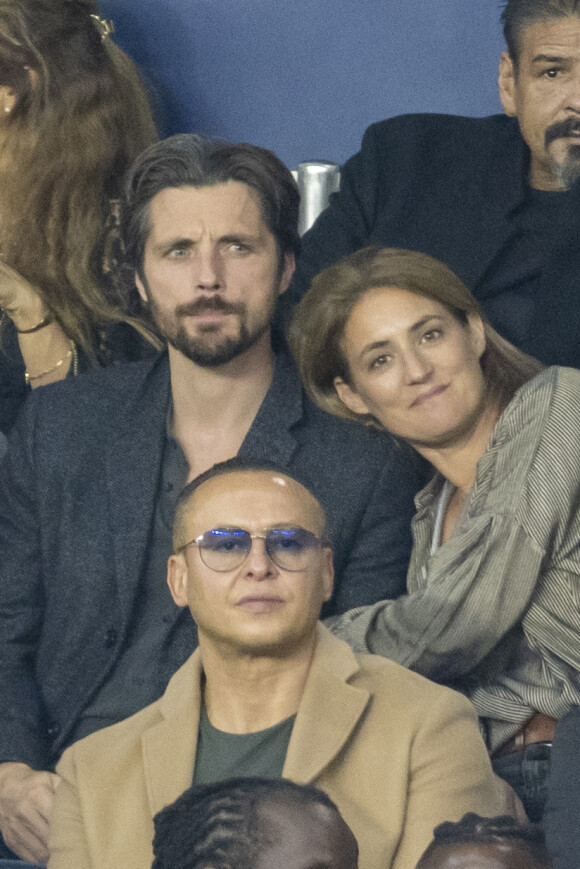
[193,706,296,786]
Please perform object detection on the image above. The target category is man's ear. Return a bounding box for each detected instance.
[167,553,189,609]
[135,273,149,305]
[499,51,517,117]
[321,547,334,603]
[333,376,371,417]
[277,252,296,297]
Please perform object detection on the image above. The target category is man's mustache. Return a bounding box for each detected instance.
[176,297,244,316]
[545,117,580,147]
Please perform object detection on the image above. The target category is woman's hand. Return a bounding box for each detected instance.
[0,260,74,387]
[0,260,48,332]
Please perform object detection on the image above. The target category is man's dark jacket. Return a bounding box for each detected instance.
[286,113,580,367]
[0,351,418,769]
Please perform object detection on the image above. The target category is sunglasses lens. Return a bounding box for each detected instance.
[266,529,320,571]
[199,529,251,571]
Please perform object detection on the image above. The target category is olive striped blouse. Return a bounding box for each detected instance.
[328,366,580,751]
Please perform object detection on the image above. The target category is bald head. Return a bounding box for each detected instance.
[173,466,327,552]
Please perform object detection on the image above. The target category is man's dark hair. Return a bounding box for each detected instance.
[121,133,300,278]
[152,776,352,869]
[417,813,552,867]
[172,457,327,552]
[501,0,580,61]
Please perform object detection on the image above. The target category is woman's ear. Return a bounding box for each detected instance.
[334,376,371,416]
[467,313,487,360]
[0,85,16,115]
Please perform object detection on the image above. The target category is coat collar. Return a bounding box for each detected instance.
[283,625,371,783]
[141,652,204,816]
[239,349,304,465]
[105,353,171,620]
[140,625,371,817]
[463,120,529,298]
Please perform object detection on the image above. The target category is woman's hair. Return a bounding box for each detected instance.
[289,246,543,427]
[0,0,159,357]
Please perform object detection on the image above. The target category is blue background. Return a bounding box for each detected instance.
[100,0,506,168]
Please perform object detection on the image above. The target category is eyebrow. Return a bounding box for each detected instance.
[150,237,193,255]
[531,53,570,65]
[359,315,444,358]
[151,232,263,255]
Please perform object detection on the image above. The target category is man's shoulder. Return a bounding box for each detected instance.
[301,391,395,454]
[296,391,421,493]
[40,354,164,405]
[15,353,168,437]
[57,652,198,770]
[263,350,408,465]
[59,697,164,769]
[317,627,473,722]
[365,112,519,145]
[358,113,523,173]
[356,649,471,712]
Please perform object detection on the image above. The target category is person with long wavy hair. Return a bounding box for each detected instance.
[0,0,159,435]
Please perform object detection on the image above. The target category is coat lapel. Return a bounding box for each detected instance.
[141,653,203,816]
[105,354,171,619]
[239,351,302,467]
[138,629,371,811]
[283,626,371,784]
[387,121,529,297]
[456,134,529,298]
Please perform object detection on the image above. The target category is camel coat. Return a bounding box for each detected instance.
[49,626,516,869]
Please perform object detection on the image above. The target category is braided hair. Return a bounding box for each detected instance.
[417,813,552,867]
[152,777,347,869]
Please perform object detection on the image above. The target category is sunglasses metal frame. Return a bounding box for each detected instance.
[181,527,326,572]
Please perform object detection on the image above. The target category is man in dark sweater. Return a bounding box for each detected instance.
[286,0,580,368]
[0,135,418,864]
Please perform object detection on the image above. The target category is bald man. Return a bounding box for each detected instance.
[48,460,518,869]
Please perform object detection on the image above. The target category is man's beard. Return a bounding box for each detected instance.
[150,294,272,367]
[545,117,580,188]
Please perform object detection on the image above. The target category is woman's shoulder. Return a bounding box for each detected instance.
[516,366,580,426]
[474,368,579,509]
[502,366,580,430]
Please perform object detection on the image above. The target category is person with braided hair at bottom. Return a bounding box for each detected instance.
[416,813,552,869]
[151,777,359,869]
[0,0,159,437]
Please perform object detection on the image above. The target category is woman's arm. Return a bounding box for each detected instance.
[327,512,544,680]
[0,261,73,387]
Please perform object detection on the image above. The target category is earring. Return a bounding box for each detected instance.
[3,105,10,114]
